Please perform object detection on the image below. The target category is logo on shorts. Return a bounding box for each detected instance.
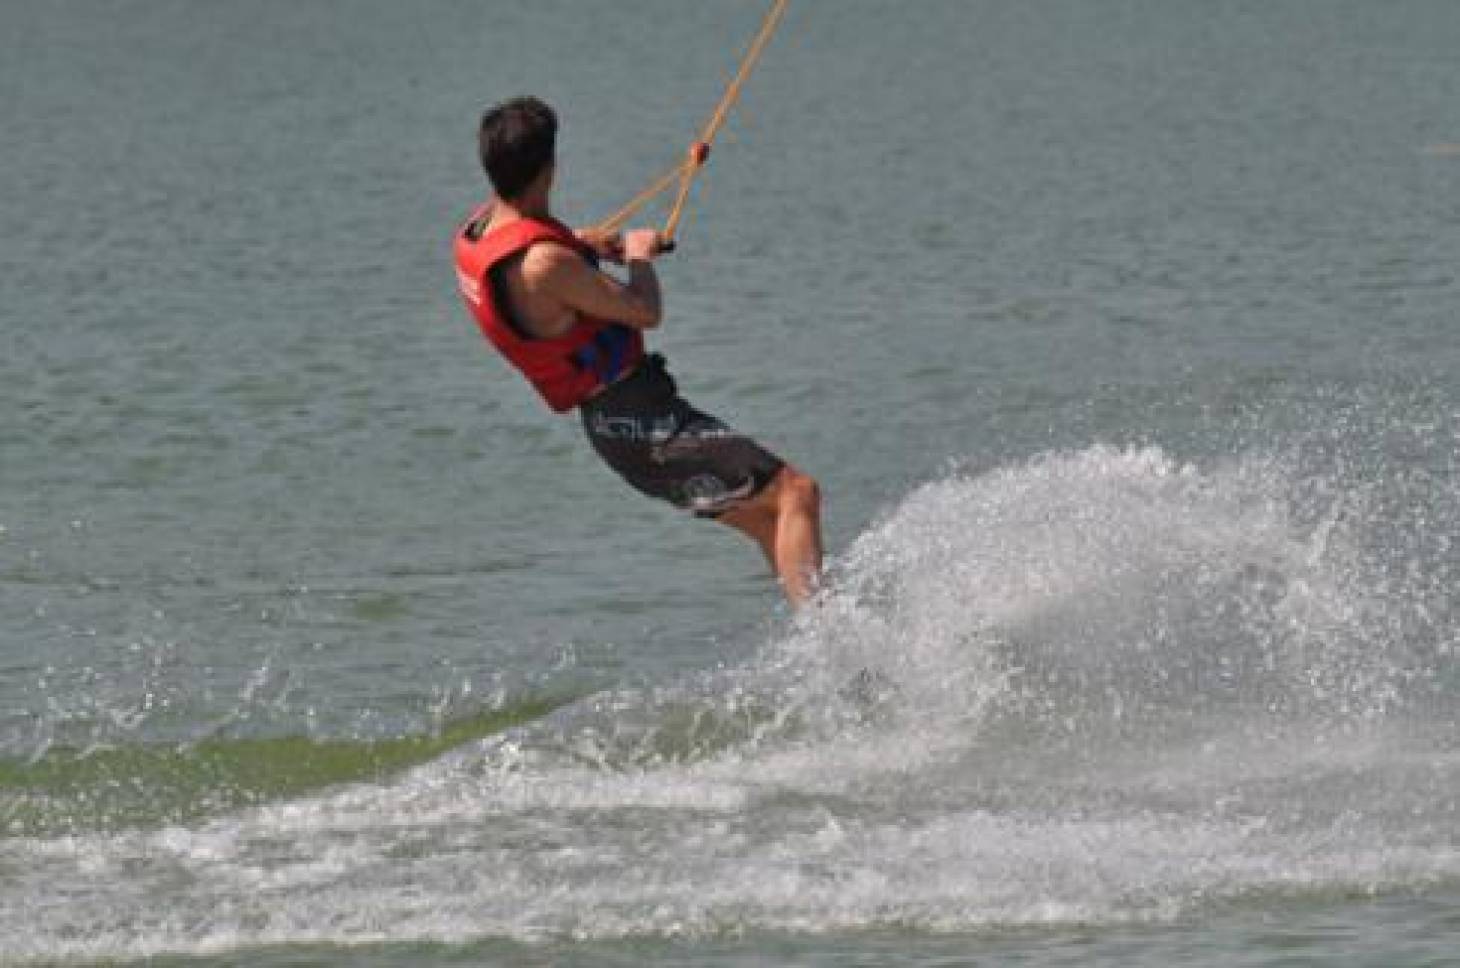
[683,474,756,512]
[590,412,677,443]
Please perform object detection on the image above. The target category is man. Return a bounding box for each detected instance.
[453,97,822,605]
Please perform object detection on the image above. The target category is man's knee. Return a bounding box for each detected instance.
[778,467,821,514]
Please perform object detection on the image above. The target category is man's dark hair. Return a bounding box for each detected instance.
[478,96,557,200]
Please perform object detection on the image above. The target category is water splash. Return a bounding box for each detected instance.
[1,444,1455,961]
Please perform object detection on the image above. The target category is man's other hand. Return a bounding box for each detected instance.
[577,228,626,265]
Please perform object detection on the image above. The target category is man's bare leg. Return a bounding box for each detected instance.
[720,466,823,606]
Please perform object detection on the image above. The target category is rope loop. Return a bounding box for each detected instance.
[592,0,789,247]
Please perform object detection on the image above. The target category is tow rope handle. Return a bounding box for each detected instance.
[592,0,790,253]
[655,141,710,254]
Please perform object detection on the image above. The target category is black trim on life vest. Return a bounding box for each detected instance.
[486,253,536,342]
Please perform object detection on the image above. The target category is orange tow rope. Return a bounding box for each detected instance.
[593,0,790,246]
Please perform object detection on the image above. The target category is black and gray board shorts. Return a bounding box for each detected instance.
[579,355,785,518]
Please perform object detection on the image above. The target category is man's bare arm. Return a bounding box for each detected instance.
[525,234,663,330]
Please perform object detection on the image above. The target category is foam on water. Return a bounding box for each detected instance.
[1,444,1456,961]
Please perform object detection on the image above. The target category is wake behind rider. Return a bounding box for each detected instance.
[453,97,822,605]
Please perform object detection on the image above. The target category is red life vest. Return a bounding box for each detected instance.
[453,207,644,412]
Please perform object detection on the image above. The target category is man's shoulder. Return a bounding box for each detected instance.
[520,239,592,282]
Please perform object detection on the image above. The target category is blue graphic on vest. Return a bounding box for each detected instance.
[573,326,635,384]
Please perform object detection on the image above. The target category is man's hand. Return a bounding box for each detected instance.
[576,227,626,265]
[623,228,666,262]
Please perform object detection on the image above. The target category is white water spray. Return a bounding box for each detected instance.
[2,445,1456,961]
